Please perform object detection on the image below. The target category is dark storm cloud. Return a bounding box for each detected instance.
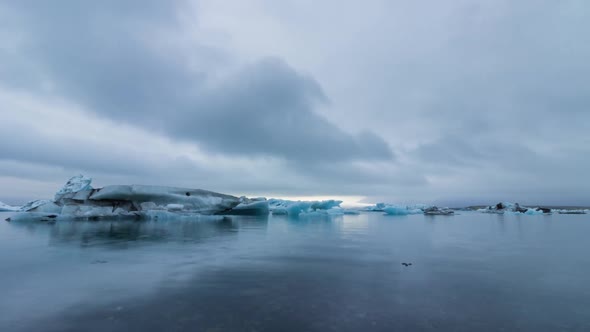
[174,59,393,161]
[1,0,589,205]
[1,0,393,163]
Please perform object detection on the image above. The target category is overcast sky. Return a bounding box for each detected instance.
[1,0,588,206]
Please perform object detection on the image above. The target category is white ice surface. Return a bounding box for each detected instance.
[54,174,93,201]
[477,202,551,215]
[268,199,343,216]
[364,203,430,215]
[19,200,54,212]
[11,175,270,220]
[0,201,19,212]
[383,205,423,216]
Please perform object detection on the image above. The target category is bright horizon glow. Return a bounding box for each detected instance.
[268,195,371,209]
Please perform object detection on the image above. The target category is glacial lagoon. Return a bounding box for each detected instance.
[1,211,589,331]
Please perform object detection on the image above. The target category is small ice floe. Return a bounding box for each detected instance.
[478,202,551,215]
[556,209,587,215]
[366,203,454,216]
[268,199,343,217]
[0,201,19,212]
[424,206,454,215]
[383,205,423,216]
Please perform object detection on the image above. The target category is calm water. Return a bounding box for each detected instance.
[1,211,589,331]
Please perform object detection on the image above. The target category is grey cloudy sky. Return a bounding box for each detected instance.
[0,0,588,206]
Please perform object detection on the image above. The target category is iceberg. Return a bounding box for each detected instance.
[477,202,551,215]
[7,175,270,222]
[0,201,19,212]
[268,199,343,216]
[424,206,454,215]
[383,205,423,216]
[364,203,441,216]
[364,202,387,212]
[556,209,588,215]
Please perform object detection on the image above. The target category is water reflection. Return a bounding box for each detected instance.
[8,215,270,249]
[1,212,590,332]
[50,218,237,248]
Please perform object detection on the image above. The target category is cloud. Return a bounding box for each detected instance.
[0,86,399,204]
[1,0,393,163]
[0,0,589,205]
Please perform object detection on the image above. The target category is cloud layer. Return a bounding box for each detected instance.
[1,0,588,205]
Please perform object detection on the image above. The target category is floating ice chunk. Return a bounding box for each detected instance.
[556,209,587,214]
[365,202,430,215]
[54,174,93,201]
[364,203,387,212]
[524,209,543,215]
[365,203,433,214]
[0,201,19,212]
[478,202,551,215]
[268,199,343,216]
[383,205,422,216]
[383,206,408,215]
[424,206,454,215]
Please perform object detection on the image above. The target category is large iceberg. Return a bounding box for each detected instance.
[7,175,269,222]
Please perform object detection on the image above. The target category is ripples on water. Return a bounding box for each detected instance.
[1,212,589,331]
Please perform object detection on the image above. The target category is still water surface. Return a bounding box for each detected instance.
[1,211,589,331]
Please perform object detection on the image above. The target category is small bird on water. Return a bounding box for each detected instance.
[401,262,413,267]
